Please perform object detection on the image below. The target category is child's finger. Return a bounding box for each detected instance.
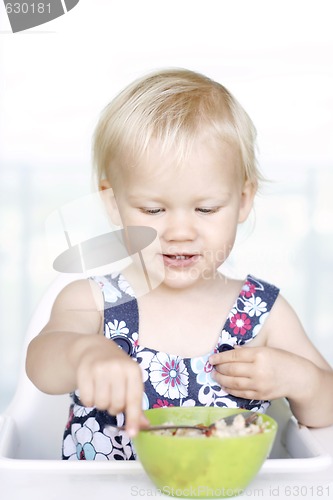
[94,381,113,411]
[214,361,252,378]
[124,368,145,437]
[209,346,254,365]
[212,372,254,394]
[77,368,95,408]
[106,378,126,415]
[209,352,232,365]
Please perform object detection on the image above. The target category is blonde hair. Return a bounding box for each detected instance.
[93,68,262,187]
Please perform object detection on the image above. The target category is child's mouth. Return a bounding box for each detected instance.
[166,255,191,260]
[162,254,199,267]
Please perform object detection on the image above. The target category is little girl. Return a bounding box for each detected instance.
[26,68,333,461]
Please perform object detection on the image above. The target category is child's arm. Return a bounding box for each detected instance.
[26,279,146,437]
[209,295,333,427]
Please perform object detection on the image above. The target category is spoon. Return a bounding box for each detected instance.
[115,410,258,434]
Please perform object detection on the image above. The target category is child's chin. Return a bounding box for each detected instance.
[161,270,203,289]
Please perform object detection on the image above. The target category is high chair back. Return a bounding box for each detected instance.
[0,273,80,460]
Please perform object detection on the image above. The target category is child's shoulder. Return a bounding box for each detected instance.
[52,278,104,313]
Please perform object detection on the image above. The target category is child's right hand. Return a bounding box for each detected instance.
[76,336,149,437]
[26,280,149,438]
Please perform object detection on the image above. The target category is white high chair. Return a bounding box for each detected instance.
[0,274,79,461]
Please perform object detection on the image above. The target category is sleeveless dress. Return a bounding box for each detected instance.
[62,273,279,460]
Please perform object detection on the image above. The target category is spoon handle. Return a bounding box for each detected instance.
[116,424,206,432]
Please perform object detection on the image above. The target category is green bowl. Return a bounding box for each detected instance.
[133,407,277,498]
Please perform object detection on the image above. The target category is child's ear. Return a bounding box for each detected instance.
[99,180,122,227]
[238,180,257,223]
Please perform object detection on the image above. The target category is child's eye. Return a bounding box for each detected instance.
[140,208,164,215]
[196,207,220,214]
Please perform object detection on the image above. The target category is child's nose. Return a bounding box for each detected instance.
[163,211,197,241]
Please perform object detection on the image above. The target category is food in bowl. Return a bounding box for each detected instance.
[157,413,268,438]
[133,407,277,498]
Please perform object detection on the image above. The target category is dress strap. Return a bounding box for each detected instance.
[221,275,280,345]
[90,274,139,357]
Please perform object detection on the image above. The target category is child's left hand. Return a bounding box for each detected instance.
[209,346,308,402]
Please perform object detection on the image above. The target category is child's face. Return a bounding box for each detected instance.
[102,136,255,291]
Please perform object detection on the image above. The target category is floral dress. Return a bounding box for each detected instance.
[62,273,279,460]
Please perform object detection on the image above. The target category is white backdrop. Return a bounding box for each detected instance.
[0,0,332,410]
